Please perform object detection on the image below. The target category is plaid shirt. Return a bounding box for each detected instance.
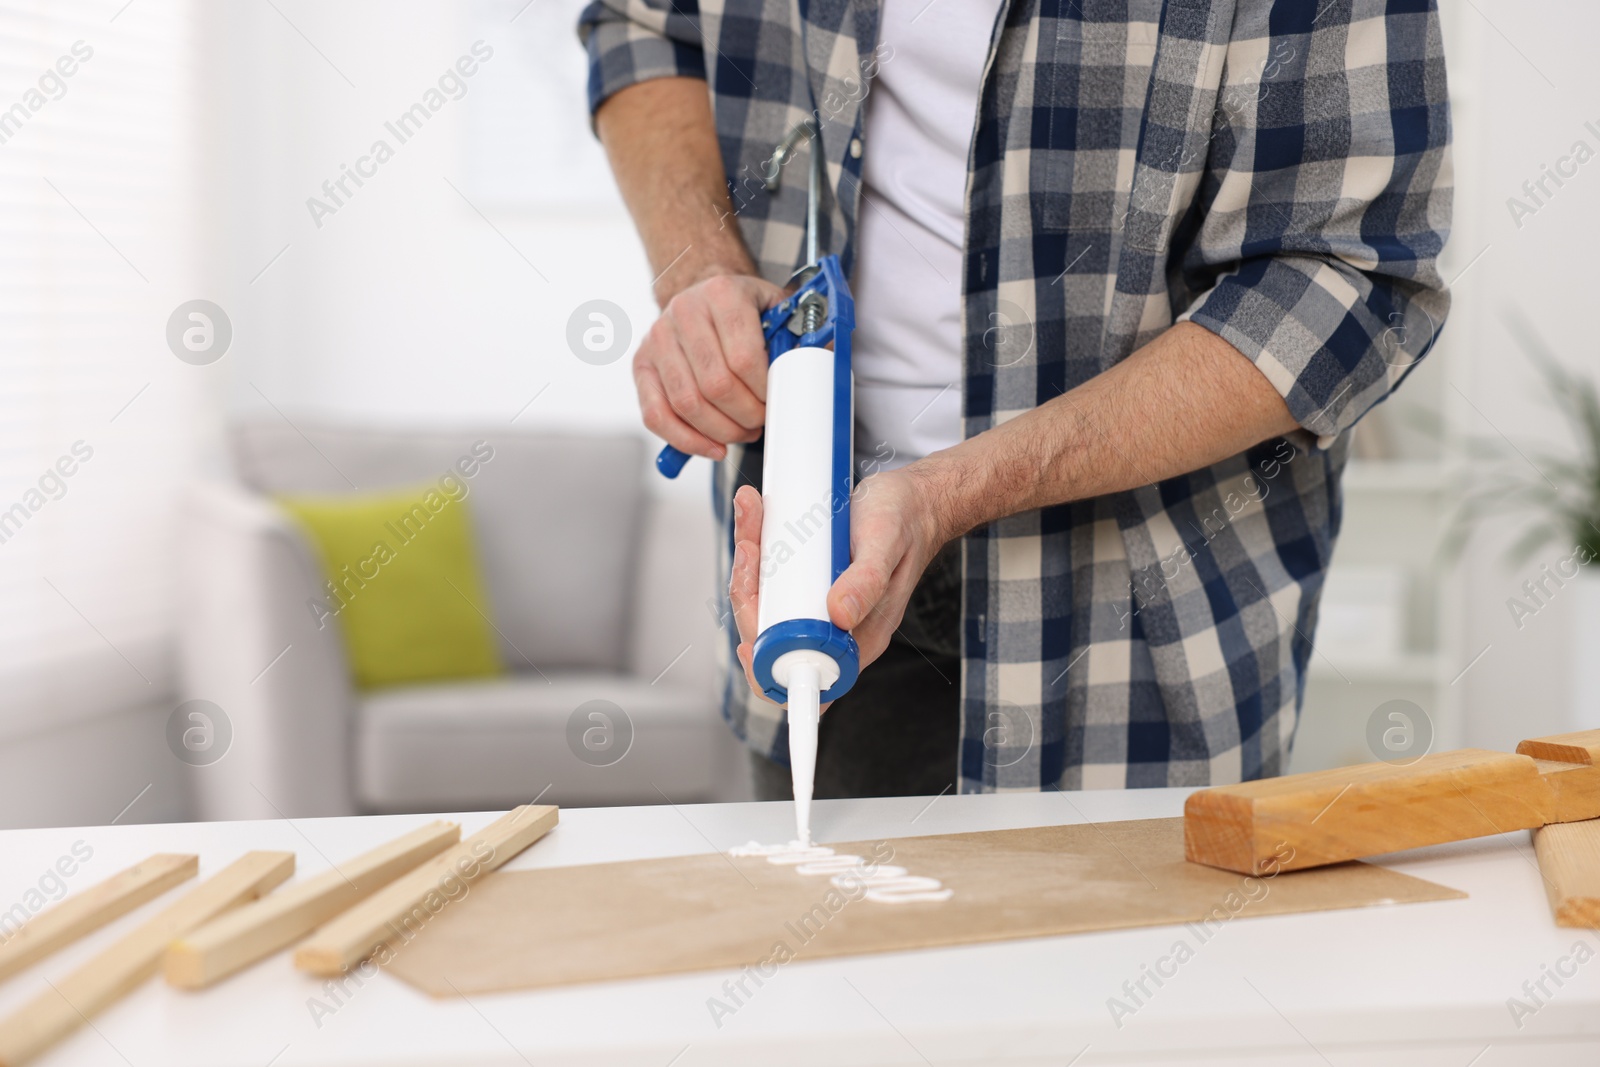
[580,0,1452,792]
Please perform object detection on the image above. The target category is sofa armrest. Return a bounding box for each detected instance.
[627,489,720,701]
[176,479,358,818]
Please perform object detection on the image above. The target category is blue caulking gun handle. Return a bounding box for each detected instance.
[653,268,836,480]
[655,445,692,478]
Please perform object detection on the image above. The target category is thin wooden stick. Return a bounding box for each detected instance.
[1533,819,1600,928]
[294,805,557,976]
[165,821,459,988]
[0,854,196,986]
[0,851,293,1067]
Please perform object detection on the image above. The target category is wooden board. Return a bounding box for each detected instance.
[380,818,1463,997]
[0,854,196,986]
[294,805,557,976]
[0,851,293,1067]
[165,821,459,989]
[1533,819,1600,928]
[1185,729,1600,875]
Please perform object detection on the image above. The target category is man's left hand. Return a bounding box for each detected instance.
[727,467,949,701]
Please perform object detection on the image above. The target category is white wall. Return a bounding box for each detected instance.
[1439,0,1600,751]
[206,0,668,445]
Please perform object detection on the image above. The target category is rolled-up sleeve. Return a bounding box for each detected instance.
[578,0,707,118]
[1179,1,1452,449]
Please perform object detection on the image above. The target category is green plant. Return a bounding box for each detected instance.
[1445,313,1600,565]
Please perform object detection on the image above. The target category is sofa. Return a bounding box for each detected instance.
[176,421,739,820]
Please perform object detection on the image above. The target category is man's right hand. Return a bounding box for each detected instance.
[593,77,783,460]
[634,272,787,461]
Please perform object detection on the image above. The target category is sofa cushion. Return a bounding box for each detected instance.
[355,673,719,810]
[278,485,503,688]
[230,423,643,672]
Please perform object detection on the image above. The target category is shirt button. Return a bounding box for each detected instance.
[849,137,863,158]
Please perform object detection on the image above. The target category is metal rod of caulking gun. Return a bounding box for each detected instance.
[763,118,823,272]
[804,120,821,269]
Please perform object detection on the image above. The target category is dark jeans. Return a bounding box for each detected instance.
[749,538,962,800]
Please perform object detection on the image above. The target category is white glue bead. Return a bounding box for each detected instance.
[862,876,955,904]
[831,865,908,890]
[765,846,836,865]
[793,854,866,876]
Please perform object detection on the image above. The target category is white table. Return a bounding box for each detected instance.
[2,791,1597,1066]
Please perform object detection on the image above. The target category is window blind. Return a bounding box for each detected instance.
[0,0,209,735]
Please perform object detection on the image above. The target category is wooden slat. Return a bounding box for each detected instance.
[1185,734,1600,875]
[1517,728,1600,765]
[165,821,459,989]
[0,854,196,986]
[0,852,293,1067]
[1533,819,1600,928]
[294,805,557,976]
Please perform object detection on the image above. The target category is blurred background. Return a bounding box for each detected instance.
[1,0,1596,829]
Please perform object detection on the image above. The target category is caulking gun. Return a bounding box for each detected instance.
[654,118,858,846]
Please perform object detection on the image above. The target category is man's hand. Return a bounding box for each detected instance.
[593,79,788,461]
[635,272,787,462]
[727,468,949,702]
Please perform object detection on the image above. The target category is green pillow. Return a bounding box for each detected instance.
[279,484,503,690]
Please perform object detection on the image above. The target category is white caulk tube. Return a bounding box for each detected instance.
[753,340,860,847]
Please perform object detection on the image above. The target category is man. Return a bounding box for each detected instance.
[579,1,1451,799]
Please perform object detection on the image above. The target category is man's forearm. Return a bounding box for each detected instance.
[595,77,756,306]
[911,322,1300,544]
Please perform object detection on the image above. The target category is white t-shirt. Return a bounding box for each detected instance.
[850,0,1004,475]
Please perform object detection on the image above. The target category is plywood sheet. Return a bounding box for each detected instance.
[385,818,1463,996]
